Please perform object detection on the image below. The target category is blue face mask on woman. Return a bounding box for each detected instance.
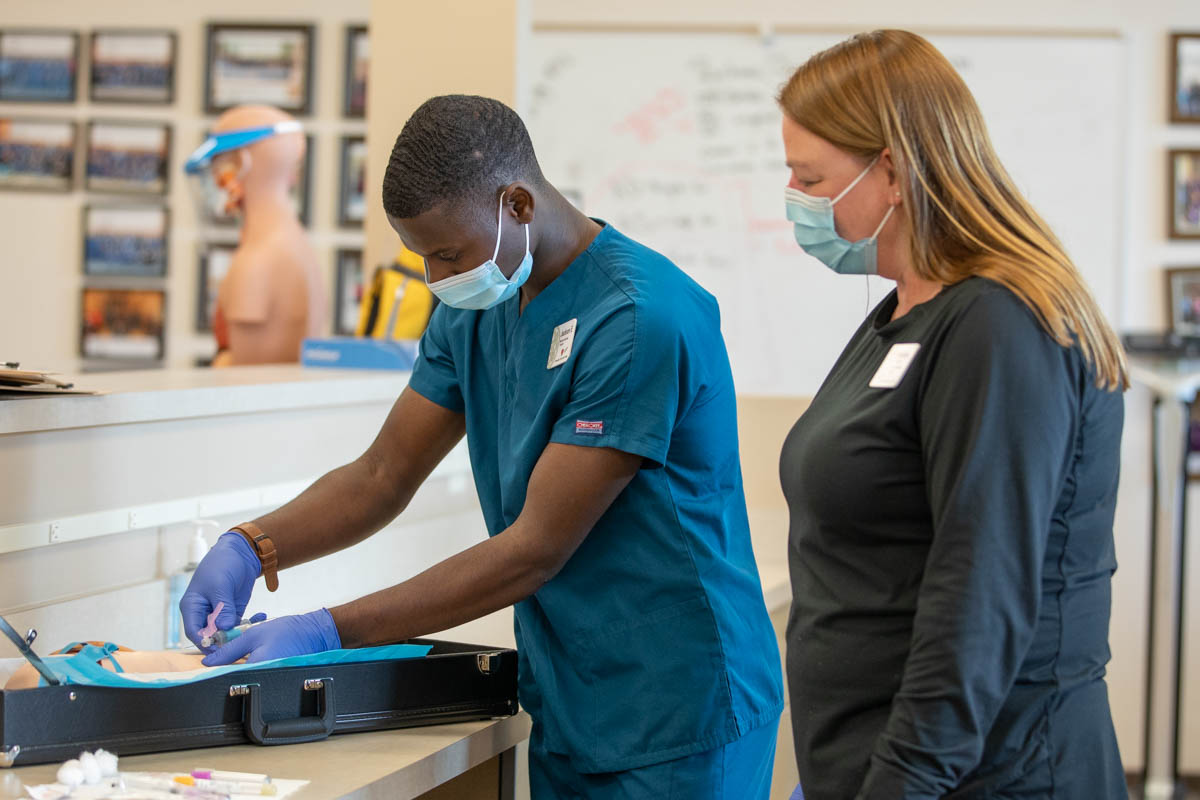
[784,155,895,275]
[426,196,533,310]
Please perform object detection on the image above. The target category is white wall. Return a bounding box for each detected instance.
[0,0,369,373]
[527,0,1200,776]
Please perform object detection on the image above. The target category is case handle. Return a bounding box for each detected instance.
[235,677,336,746]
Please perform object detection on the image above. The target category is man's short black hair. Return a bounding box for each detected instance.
[382,94,545,219]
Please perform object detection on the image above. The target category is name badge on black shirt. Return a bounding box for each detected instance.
[869,343,920,389]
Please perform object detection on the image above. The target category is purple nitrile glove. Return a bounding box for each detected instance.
[180,532,262,651]
[201,608,342,666]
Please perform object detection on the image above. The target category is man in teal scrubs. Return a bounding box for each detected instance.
[181,95,783,797]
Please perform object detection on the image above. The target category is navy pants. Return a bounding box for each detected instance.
[528,720,779,799]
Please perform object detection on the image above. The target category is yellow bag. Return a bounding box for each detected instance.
[356,247,435,340]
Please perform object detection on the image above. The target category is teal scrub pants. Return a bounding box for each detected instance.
[528,720,779,799]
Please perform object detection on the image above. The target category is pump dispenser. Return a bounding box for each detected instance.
[166,520,220,649]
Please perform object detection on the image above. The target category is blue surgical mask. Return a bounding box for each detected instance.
[426,197,533,310]
[784,155,895,275]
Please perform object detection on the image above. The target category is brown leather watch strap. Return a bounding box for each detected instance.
[230,521,279,592]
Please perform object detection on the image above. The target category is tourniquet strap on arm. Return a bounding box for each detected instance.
[230,521,279,592]
[54,642,130,672]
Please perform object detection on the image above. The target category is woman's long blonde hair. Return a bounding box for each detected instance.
[779,30,1127,390]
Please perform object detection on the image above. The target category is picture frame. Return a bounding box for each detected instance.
[343,25,367,118]
[0,117,76,192]
[89,29,176,104]
[0,29,78,102]
[82,204,169,277]
[204,23,314,116]
[196,243,236,332]
[80,287,165,362]
[200,131,311,227]
[86,120,171,194]
[338,135,366,227]
[1171,33,1200,124]
[334,248,363,335]
[1169,149,1200,239]
[1165,267,1200,336]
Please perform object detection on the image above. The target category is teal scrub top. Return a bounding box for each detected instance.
[409,222,784,773]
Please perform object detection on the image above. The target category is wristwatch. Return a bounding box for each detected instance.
[230,521,279,592]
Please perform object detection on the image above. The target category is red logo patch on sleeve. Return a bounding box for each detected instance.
[575,420,604,435]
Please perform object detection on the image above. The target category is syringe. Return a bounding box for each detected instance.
[200,622,253,649]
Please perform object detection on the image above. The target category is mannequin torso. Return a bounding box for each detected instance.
[206,106,328,367]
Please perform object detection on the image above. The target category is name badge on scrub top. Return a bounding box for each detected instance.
[869,342,920,389]
[548,318,578,369]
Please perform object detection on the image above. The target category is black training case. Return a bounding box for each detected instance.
[0,639,518,767]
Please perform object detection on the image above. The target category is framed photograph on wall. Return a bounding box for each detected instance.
[334,249,363,335]
[204,23,314,115]
[0,29,78,102]
[336,247,362,335]
[80,287,165,361]
[338,135,366,227]
[0,117,76,191]
[343,25,367,118]
[1170,149,1200,239]
[1171,33,1200,123]
[196,243,236,331]
[86,120,170,194]
[90,30,176,104]
[200,131,311,226]
[82,204,168,277]
[1166,267,1200,335]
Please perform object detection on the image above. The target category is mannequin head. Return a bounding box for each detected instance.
[209,105,305,216]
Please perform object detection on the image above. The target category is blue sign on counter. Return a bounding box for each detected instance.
[301,337,419,370]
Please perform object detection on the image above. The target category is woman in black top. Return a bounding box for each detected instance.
[777,31,1128,799]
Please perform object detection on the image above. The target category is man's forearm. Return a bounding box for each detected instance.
[329,523,553,647]
[250,454,410,571]
[327,441,638,648]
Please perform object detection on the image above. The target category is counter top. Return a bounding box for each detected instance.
[0,713,531,800]
[1128,355,1200,402]
[0,366,410,436]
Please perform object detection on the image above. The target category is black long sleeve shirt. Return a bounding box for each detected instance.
[781,277,1127,799]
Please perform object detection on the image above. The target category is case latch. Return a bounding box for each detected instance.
[476,652,502,675]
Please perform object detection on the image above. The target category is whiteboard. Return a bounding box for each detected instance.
[525,31,1126,396]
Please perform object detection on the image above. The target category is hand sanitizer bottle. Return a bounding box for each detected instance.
[166,520,218,649]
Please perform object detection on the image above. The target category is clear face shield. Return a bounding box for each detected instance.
[183,121,302,225]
